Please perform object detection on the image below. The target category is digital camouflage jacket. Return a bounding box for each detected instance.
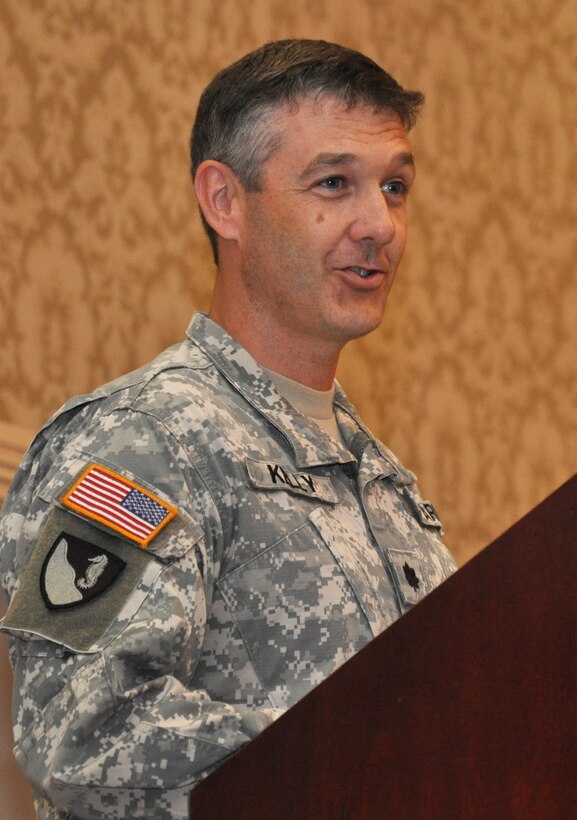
[0,313,456,819]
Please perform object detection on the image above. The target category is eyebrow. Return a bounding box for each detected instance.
[298,153,358,183]
[297,151,415,183]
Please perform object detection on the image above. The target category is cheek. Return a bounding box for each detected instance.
[393,214,409,251]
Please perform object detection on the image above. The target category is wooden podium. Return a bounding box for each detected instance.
[189,477,577,819]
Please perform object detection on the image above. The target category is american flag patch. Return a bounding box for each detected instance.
[62,464,177,548]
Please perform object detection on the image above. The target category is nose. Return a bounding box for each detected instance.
[348,189,398,246]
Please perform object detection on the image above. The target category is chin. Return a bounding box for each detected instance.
[327,317,383,345]
[337,306,387,342]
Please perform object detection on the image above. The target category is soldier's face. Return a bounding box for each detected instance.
[236,95,415,353]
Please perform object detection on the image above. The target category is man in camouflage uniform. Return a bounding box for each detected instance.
[0,40,456,819]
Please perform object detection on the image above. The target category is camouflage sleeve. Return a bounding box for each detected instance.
[1,407,281,819]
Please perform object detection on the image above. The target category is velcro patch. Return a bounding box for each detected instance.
[62,464,177,548]
[387,548,427,608]
[402,487,443,531]
[245,458,338,504]
[1,507,161,652]
[417,501,442,529]
[40,532,126,609]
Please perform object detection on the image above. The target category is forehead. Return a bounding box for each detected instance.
[265,95,412,170]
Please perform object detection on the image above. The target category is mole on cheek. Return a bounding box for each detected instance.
[316,212,325,223]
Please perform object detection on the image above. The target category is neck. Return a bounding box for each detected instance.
[209,289,341,391]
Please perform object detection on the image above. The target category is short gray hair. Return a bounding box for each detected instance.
[190,39,424,262]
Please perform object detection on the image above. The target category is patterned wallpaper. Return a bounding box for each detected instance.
[1,0,577,567]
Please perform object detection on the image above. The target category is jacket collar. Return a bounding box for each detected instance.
[186,313,413,484]
[186,313,359,470]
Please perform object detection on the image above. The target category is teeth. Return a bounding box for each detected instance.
[350,266,371,278]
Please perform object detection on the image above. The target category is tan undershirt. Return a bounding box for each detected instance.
[261,366,342,443]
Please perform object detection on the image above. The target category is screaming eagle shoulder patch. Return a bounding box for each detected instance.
[61,464,177,548]
[40,532,126,609]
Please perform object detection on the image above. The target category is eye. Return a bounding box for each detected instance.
[381,180,408,197]
[317,176,345,191]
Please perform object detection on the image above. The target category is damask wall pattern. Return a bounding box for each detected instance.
[1,0,577,572]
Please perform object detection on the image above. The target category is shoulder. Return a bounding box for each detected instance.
[47,340,212,423]
[2,341,224,520]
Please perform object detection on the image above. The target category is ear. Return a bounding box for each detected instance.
[194,160,244,245]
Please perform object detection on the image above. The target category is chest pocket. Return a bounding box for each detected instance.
[309,506,402,636]
[216,506,376,709]
[363,480,455,612]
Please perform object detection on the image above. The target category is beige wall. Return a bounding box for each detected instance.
[2,0,576,564]
[1,0,576,814]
